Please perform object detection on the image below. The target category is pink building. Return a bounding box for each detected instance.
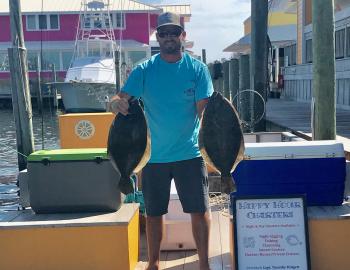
[0,0,191,97]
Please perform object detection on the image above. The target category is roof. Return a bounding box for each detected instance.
[0,0,161,15]
[223,24,297,53]
[155,4,191,16]
[0,39,149,50]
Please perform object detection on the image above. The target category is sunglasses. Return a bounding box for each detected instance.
[157,29,183,38]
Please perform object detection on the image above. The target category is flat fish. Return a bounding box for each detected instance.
[107,98,151,195]
[199,91,244,194]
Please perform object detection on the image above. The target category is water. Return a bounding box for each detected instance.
[0,107,61,212]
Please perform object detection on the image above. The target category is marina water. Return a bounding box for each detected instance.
[0,108,61,212]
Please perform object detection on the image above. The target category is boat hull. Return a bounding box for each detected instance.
[55,82,116,113]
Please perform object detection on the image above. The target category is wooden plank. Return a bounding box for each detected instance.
[183,250,199,270]
[0,204,140,228]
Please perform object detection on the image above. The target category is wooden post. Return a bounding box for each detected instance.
[114,50,121,93]
[223,60,230,100]
[312,0,336,140]
[202,49,207,64]
[250,0,268,132]
[239,54,250,91]
[8,0,34,171]
[229,58,239,107]
[239,54,251,131]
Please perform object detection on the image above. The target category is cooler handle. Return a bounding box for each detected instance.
[41,158,50,166]
[94,156,104,164]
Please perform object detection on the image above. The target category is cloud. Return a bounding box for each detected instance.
[142,0,251,62]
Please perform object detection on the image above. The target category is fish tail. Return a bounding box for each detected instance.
[119,177,135,195]
[220,175,236,194]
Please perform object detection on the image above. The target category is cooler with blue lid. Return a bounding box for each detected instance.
[27,148,122,213]
[232,140,346,206]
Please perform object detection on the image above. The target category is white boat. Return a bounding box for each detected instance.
[55,0,118,113]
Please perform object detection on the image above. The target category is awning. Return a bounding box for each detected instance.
[223,24,297,53]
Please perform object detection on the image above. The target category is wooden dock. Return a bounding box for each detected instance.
[266,98,350,157]
[136,203,232,270]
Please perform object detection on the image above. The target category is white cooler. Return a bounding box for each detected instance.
[160,181,196,250]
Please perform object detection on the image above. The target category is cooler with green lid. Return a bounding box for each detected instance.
[27,148,122,214]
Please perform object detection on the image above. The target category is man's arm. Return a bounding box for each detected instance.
[196,98,209,119]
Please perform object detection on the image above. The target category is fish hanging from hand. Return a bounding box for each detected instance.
[107,98,151,195]
[199,91,244,194]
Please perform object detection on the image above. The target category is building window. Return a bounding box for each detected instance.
[27,15,36,30]
[62,51,73,70]
[50,15,59,29]
[111,13,125,29]
[283,44,296,66]
[0,52,9,71]
[27,52,39,71]
[291,44,296,65]
[306,39,312,63]
[41,51,60,71]
[335,29,345,59]
[82,13,125,29]
[93,13,103,28]
[26,14,60,31]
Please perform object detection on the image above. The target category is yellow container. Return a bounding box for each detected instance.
[59,113,115,148]
[0,204,140,270]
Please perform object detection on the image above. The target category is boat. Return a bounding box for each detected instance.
[54,0,118,113]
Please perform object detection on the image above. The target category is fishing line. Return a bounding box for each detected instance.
[0,141,28,159]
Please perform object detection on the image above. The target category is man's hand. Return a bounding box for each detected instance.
[108,92,131,115]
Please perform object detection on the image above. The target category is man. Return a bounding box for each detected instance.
[109,12,213,270]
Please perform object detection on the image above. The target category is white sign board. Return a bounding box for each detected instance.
[233,196,310,270]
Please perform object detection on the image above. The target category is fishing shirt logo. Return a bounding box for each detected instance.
[183,81,195,97]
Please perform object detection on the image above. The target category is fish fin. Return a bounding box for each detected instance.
[119,177,135,195]
[221,176,236,194]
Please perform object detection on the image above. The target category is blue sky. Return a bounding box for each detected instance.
[142,0,251,62]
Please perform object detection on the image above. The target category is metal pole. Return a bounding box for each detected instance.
[202,49,207,64]
[8,0,34,170]
[312,0,336,140]
[229,58,239,107]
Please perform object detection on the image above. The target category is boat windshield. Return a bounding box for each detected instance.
[76,39,115,58]
[71,57,109,67]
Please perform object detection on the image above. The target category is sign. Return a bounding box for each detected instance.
[233,195,310,270]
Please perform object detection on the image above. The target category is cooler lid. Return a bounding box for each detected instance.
[28,148,108,162]
[244,140,345,160]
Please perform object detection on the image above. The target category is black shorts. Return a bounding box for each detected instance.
[141,157,209,216]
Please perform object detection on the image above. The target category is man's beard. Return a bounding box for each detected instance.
[161,40,182,55]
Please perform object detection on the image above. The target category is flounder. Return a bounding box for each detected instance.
[107,98,151,195]
[199,91,244,194]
